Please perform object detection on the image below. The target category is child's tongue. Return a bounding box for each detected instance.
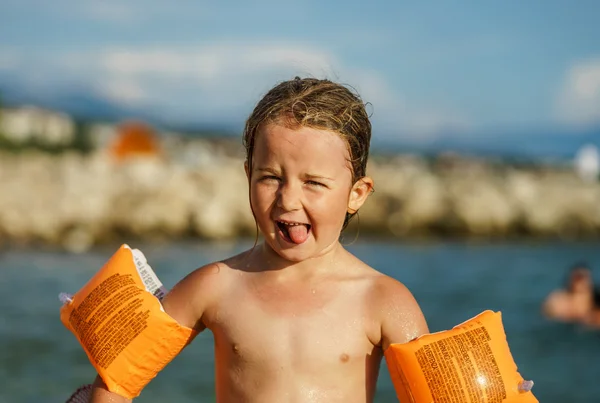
[287,224,309,244]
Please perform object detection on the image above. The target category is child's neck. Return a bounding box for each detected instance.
[256,241,347,280]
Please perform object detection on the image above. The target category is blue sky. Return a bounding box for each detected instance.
[1,0,599,149]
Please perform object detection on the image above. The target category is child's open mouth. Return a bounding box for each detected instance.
[276,221,311,244]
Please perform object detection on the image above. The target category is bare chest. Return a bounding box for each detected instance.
[204,279,379,368]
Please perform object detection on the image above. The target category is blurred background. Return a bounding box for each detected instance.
[1,1,599,402]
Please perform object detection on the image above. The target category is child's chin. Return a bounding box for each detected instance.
[270,240,313,260]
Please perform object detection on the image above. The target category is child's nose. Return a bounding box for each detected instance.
[276,182,302,211]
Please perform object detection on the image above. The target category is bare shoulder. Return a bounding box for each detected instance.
[161,251,246,331]
[366,271,429,350]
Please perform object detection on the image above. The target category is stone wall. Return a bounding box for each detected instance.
[1,149,598,252]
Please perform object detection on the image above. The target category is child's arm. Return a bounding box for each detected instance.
[160,262,224,331]
[378,278,429,351]
[88,262,223,402]
[89,376,131,403]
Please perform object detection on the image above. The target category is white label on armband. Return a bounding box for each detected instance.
[131,248,168,300]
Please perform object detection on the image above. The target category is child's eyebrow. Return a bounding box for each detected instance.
[254,167,280,174]
[304,173,334,182]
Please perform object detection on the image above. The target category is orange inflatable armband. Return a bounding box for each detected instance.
[385,310,537,403]
[60,244,197,399]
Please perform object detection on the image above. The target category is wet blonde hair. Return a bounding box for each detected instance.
[243,76,372,229]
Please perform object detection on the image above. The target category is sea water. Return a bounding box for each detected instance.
[0,239,599,403]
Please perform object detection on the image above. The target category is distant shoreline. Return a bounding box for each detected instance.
[1,146,599,253]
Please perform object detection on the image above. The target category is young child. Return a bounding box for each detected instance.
[90,77,429,402]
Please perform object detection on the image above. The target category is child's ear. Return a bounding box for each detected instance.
[244,160,250,180]
[348,176,374,214]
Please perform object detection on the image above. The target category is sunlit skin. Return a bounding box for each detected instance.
[248,123,367,266]
[543,268,600,327]
[90,123,429,403]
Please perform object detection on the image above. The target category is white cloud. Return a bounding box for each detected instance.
[400,109,471,139]
[101,50,193,76]
[556,59,600,127]
[86,44,470,136]
[58,43,339,113]
[98,79,147,105]
[1,41,470,137]
[97,44,336,80]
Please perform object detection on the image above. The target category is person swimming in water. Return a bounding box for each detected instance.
[87,77,429,402]
[543,262,600,328]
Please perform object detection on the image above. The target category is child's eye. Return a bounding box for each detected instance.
[260,175,280,182]
[306,180,325,187]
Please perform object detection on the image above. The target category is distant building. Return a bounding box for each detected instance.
[574,144,600,182]
[0,106,75,145]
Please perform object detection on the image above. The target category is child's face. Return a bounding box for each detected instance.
[247,123,368,262]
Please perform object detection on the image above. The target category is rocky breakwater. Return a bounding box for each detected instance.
[0,150,599,252]
[0,150,255,253]
[358,155,600,239]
